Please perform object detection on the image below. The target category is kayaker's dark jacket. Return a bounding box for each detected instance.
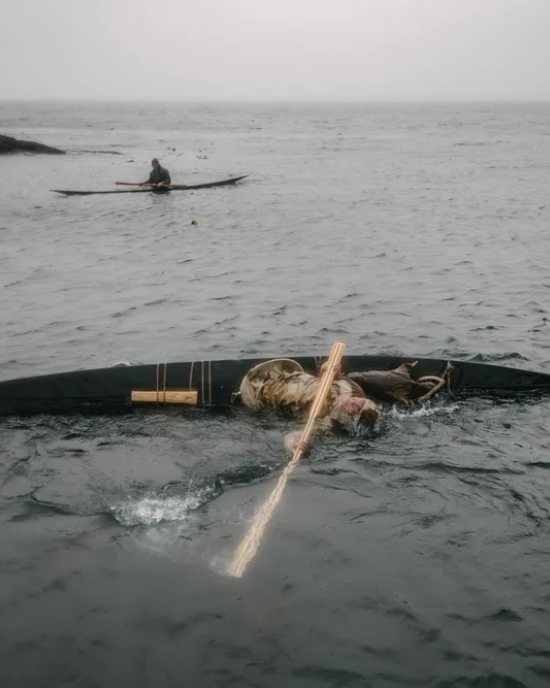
[147,165,171,184]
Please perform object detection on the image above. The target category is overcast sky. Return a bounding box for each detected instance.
[1,0,549,101]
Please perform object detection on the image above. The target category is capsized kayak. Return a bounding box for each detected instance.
[0,354,549,416]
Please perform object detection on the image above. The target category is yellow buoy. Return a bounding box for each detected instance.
[191,220,198,225]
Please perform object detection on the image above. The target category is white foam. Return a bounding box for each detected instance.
[110,484,223,558]
[389,403,460,420]
[113,493,203,527]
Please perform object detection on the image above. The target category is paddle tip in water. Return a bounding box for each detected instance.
[226,342,346,578]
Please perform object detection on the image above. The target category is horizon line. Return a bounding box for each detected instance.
[2,96,550,105]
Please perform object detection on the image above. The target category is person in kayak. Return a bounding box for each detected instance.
[238,359,444,454]
[239,359,383,454]
[143,158,171,186]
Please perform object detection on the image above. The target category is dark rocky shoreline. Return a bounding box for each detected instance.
[0,134,65,155]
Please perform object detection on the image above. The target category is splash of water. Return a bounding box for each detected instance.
[389,403,460,420]
[112,494,204,527]
[109,482,224,559]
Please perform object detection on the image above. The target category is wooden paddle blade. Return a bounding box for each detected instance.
[227,342,346,578]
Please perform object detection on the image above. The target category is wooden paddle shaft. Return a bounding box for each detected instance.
[227,342,346,578]
[291,341,346,460]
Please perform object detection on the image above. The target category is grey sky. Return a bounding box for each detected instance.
[2,0,549,101]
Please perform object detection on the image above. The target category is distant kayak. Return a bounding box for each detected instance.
[51,175,248,196]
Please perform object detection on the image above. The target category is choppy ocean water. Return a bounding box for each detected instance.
[1,101,550,687]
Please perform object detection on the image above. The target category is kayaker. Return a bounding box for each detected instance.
[239,359,383,454]
[238,359,443,454]
[143,158,171,186]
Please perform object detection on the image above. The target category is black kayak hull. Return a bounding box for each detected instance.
[51,175,248,196]
[1,355,550,416]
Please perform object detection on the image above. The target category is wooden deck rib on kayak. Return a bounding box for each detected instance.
[50,175,248,196]
[130,390,198,405]
[0,355,550,416]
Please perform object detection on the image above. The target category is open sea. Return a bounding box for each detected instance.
[1,101,550,687]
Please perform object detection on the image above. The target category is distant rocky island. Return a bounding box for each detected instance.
[0,134,65,155]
